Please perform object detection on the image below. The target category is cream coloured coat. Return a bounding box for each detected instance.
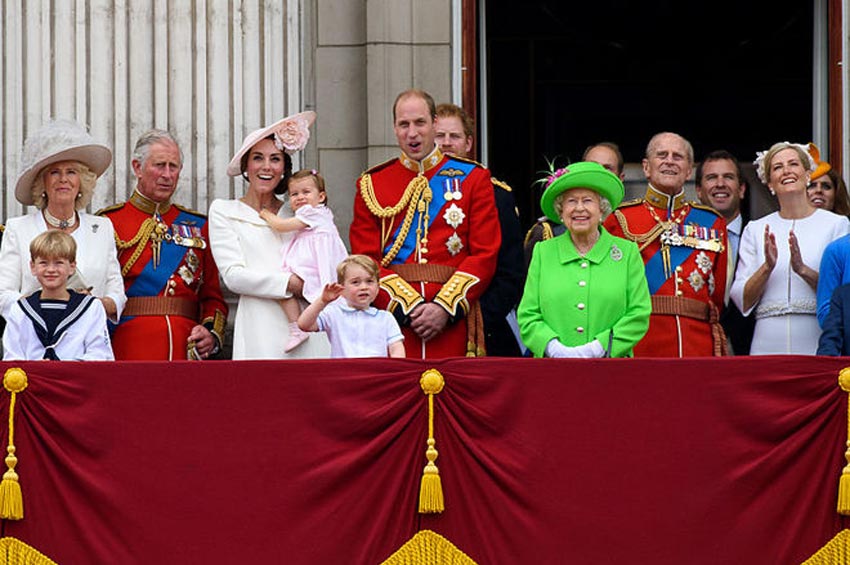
[208,198,331,359]
[0,211,126,321]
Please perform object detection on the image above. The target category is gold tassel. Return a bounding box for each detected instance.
[0,536,58,564]
[418,369,445,514]
[801,529,850,564]
[838,368,850,515]
[0,368,28,521]
[380,530,479,565]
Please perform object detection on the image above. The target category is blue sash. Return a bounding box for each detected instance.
[384,159,475,264]
[126,210,204,298]
[644,206,717,295]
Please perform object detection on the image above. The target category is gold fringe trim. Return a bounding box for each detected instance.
[0,369,28,521]
[802,529,850,564]
[418,370,445,514]
[837,368,850,515]
[380,530,478,565]
[0,537,57,565]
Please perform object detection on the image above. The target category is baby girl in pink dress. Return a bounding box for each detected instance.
[259,169,348,352]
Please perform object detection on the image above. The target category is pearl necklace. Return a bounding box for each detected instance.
[43,208,77,230]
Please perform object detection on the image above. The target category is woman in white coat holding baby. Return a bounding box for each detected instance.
[208,112,331,359]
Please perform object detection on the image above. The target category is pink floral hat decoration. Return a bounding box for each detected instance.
[226,111,316,177]
[539,161,624,224]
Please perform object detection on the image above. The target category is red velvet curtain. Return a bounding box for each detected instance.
[0,356,848,564]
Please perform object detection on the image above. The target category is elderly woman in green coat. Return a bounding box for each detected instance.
[518,161,651,357]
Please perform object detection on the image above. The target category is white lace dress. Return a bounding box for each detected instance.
[730,208,850,354]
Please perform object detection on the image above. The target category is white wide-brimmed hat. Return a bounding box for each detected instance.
[226,111,316,177]
[15,119,112,205]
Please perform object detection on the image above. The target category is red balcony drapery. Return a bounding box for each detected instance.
[0,356,848,564]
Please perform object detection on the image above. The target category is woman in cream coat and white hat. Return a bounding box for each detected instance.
[0,119,126,322]
[209,111,331,359]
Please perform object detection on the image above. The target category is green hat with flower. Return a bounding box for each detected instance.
[539,161,625,224]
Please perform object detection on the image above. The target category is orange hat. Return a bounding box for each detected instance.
[808,142,832,180]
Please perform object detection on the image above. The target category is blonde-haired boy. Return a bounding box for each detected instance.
[298,255,404,358]
[3,231,113,360]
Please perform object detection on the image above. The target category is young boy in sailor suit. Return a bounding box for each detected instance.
[3,231,113,360]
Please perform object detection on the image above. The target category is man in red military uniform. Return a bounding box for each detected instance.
[603,132,728,357]
[349,89,501,358]
[98,130,227,360]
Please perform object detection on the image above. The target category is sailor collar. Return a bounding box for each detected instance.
[399,146,444,174]
[129,189,173,215]
[644,184,687,210]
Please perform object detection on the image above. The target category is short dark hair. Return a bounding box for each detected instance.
[392,89,437,123]
[435,103,474,138]
[695,150,743,185]
[582,141,624,174]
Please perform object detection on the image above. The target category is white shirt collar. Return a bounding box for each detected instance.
[338,301,379,316]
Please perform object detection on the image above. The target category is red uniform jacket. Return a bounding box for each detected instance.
[350,148,501,358]
[98,191,228,360]
[603,186,728,357]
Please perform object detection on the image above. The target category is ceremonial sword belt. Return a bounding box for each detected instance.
[388,263,486,357]
[122,297,199,320]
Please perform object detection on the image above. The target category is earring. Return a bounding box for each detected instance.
[41,192,46,199]
[76,192,82,199]
[769,188,776,196]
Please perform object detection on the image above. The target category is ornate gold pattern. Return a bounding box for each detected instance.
[380,530,478,565]
[360,173,432,266]
[379,274,424,314]
[433,271,479,316]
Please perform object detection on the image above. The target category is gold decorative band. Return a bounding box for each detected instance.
[650,295,710,321]
[379,274,423,315]
[434,271,479,316]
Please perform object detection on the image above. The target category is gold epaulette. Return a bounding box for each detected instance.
[95,202,126,216]
[434,271,480,317]
[361,157,398,176]
[688,201,723,218]
[174,203,208,219]
[0,224,4,233]
[491,177,512,192]
[380,274,424,315]
[617,197,643,208]
[449,154,486,169]
[523,220,555,247]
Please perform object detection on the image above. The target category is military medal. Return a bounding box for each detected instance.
[660,223,723,252]
[443,178,454,201]
[443,203,465,229]
[446,233,463,256]
[185,249,200,272]
[170,223,208,249]
[178,265,195,285]
[452,178,462,200]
